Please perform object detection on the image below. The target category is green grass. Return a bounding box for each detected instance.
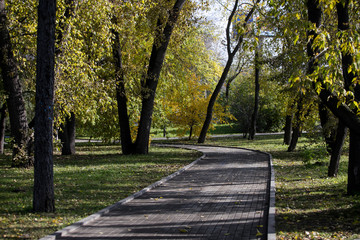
[156,134,360,239]
[0,144,201,239]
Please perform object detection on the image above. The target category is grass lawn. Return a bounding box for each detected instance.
[157,134,360,239]
[0,143,201,239]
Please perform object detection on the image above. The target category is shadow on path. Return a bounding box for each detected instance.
[42,145,272,240]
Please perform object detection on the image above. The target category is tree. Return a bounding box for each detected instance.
[0,102,6,154]
[198,0,260,143]
[33,0,56,212]
[115,0,188,154]
[305,0,360,194]
[56,0,76,155]
[58,112,76,155]
[0,0,33,167]
[248,41,260,140]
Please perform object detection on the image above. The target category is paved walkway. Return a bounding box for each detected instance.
[42,145,273,240]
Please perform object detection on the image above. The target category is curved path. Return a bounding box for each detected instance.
[42,145,273,240]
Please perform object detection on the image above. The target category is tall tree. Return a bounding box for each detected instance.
[198,0,260,143]
[33,0,56,212]
[116,0,187,154]
[0,102,6,154]
[335,0,360,194]
[0,0,32,167]
[306,0,360,194]
[248,43,261,140]
[56,0,76,155]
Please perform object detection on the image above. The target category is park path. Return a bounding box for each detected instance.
[42,145,273,240]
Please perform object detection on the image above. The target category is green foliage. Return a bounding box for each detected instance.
[228,73,286,133]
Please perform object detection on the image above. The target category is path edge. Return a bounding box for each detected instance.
[165,143,276,240]
[39,148,205,240]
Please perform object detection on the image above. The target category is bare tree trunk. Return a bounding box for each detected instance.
[328,121,347,177]
[287,98,303,152]
[112,27,134,155]
[134,0,187,154]
[318,102,336,153]
[0,0,32,167]
[0,103,6,154]
[283,114,292,145]
[59,112,76,155]
[33,0,56,212]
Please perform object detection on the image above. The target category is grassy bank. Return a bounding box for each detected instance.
[0,144,201,239]
[158,134,360,239]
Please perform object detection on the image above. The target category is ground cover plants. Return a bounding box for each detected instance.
[0,144,201,239]
[160,134,360,239]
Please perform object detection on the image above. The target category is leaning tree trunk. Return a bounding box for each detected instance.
[0,103,6,154]
[33,0,56,212]
[59,112,76,155]
[283,114,292,145]
[328,121,347,177]
[287,125,301,152]
[198,0,260,143]
[134,0,187,154]
[0,0,32,167]
[112,27,134,155]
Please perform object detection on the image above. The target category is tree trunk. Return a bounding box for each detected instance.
[112,28,134,155]
[283,114,292,145]
[336,0,360,194]
[198,0,258,143]
[318,102,336,153]
[59,112,76,155]
[0,0,32,167]
[287,97,303,152]
[189,125,193,140]
[134,0,187,154]
[328,121,347,177]
[287,125,301,152]
[33,0,56,212]
[348,130,360,194]
[249,47,260,140]
[198,54,237,143]
[0,103,6,154]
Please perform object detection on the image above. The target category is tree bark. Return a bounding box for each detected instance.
[33,0,56,212]
[287,125,301,152]
[198,0,260,143]
[0,0,32,167]
[287,97,303,152]
[59,112,76,155]
[0,103,6,154]
[134,0,187,154]
[318,102,336,153]
[112,28,134,154]
[198,52,239,143]
[328,121,347,177]
[249,47,260,140]
[283,114,292,145]
[336,0,360,194]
